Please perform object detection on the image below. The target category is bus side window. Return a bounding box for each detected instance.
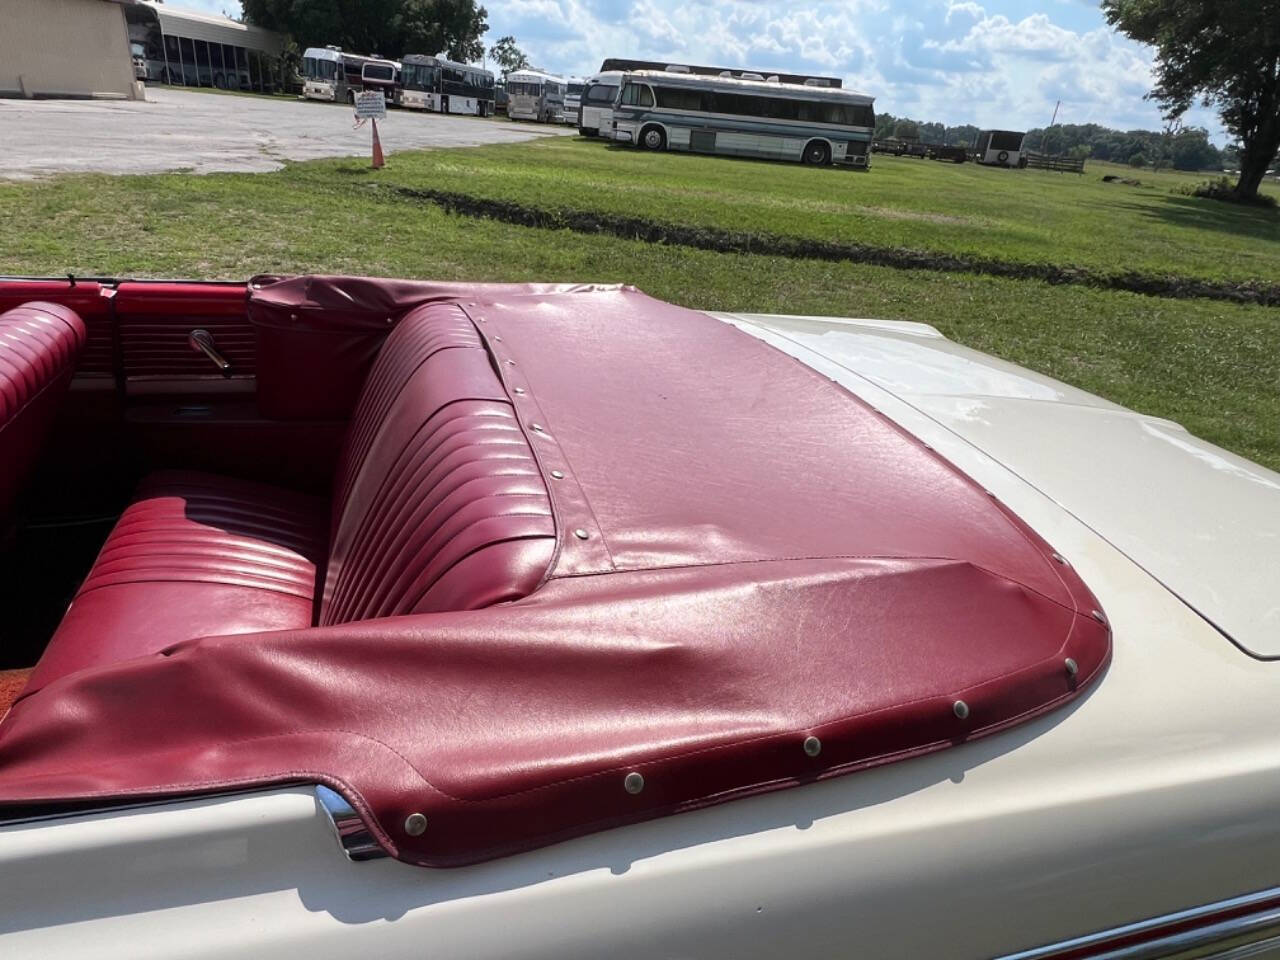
[655,86,700,111]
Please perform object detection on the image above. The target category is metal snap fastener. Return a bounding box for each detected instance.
[404,813,427,836]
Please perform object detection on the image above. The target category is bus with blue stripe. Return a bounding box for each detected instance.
[610,71,875,168]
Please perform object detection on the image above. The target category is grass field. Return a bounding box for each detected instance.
[1,135,1277,472]
[287,135,1280,286]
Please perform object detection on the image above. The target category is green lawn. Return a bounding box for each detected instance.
[1,150,1277,472]
[292,135,1280,286]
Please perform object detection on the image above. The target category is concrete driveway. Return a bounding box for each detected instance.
[0,87,574,179]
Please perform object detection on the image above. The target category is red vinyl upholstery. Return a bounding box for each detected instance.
[23,301,555,694]
[0,302,86,523]
[24,472,327,691]
[321,302,555,623]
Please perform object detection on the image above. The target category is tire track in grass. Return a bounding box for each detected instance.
[385,184,1280,308]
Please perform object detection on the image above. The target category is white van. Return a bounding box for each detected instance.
[578,70,622,138]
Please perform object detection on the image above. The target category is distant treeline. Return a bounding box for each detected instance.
[874,114,1233,171]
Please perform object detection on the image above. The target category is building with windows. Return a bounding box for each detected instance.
[0,0,143,100]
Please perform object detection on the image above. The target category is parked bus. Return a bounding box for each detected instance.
[301,47,397,105]
[974,130,1027,167]
[361,58,400,104]
[561,76,587,124]
[578,70,622,137]
[611,71,875,168]
[600,58,842,88]
[399,55,495,115]
[123,2,284,92]
[506,70,566,123]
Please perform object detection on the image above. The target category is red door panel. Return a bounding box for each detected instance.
[114,282,253,385]
[0,278,344,496]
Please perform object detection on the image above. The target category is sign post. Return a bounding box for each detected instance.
[354,91,388,169]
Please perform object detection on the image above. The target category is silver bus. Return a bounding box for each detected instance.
[399,55,495,115]
[578,71,623,137]
[506,69,566,123]
[562,76,586,124]
[302,47,398,105]
[611,71,875,167]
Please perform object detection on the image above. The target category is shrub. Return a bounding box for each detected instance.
[1128,152,1147,168]
[1178,176,1278,208]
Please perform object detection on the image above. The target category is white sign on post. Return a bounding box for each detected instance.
[354,90,387,119]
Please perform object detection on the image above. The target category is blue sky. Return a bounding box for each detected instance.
[193,0,1225,139]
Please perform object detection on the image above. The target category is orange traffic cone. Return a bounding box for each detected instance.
[371,118,385,169]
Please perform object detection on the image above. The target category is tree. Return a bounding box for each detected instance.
[1102,0,1280,201]
[488,35,529,77]
[400,0,488,62]
[1152,116,1183,172]
[1171,127,1223,169]
[241,0,488,61]
[1129,151,1148,167]
[892,119,919,140]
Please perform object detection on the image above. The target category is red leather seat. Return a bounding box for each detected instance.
[321,302,555,623]
[25,471,327,691]
[23,301,556,694]
[0,302,86,523]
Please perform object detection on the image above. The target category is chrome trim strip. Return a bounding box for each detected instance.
[999,886,1280,959]
[314,785,387,862]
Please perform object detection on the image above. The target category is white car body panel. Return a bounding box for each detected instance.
[4,313,1280,958]
[725,312,1280,659]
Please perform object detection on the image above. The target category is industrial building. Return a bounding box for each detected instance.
[0,1,285,101]
[0,0,142,100]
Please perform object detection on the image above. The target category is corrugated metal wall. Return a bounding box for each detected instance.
[153,7,282,55]
[0,0,139,99]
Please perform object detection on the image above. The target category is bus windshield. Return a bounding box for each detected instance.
[364,63,395,82]
[304,58,338,81]
[402,63,437,90]
[584,82,618,104]
[509,81,541,96]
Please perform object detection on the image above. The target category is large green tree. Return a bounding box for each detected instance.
[487,35,530,78]
[1103,0,1280,200]
[241,0,487,62]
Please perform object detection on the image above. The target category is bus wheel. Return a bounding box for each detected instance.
[348,90,356,105]
[803,140,831,165]
[640,126,666,151]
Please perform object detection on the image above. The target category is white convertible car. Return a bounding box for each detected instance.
[0,276,1276,959]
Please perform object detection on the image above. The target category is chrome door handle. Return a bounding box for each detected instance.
[188,328,233,378]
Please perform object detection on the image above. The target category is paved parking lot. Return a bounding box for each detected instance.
[0,87,574,179]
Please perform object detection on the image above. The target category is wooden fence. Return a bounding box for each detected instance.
[1023,151,1086,174]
